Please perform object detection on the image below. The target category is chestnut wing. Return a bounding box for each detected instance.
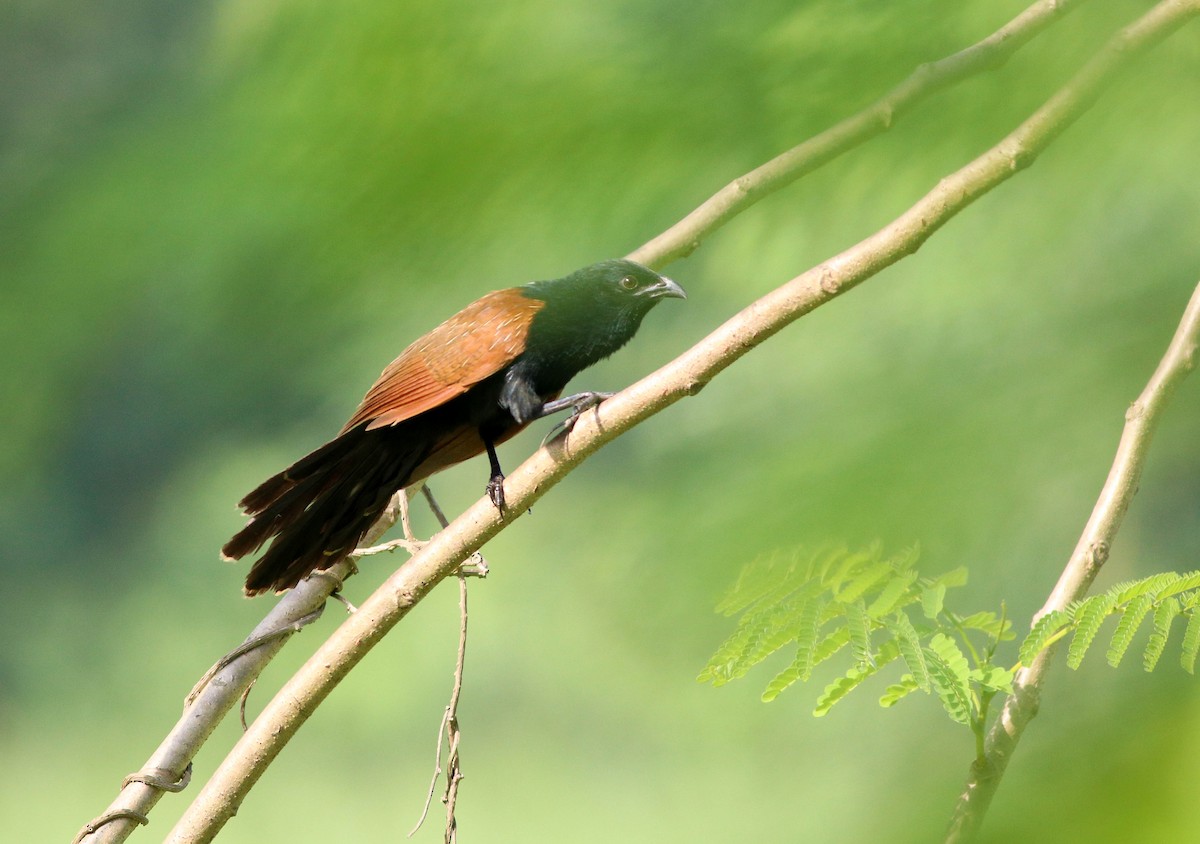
[341,288,544,433]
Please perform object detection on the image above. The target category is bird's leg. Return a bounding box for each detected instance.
[484,438,506,511]
[539,391,615,443]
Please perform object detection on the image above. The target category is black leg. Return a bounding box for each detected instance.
[484,438,506,510]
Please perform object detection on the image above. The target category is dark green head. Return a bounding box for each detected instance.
[520,258,686,385]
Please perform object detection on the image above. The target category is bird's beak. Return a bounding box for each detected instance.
[640,276,687,300]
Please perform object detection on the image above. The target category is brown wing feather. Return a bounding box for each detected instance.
[341,288,544,433]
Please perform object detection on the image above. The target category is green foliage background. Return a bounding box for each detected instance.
[3,1,1198,841]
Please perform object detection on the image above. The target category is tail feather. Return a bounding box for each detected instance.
[224,426,428,596]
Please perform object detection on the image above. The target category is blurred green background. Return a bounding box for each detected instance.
[3,1,1199,841]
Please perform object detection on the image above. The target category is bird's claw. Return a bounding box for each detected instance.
[486,474,506,512]
[542,391,614,445]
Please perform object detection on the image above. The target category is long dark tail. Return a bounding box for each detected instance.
[223,426,427,596]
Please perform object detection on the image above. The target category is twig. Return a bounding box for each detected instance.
[627,0,1089,268]
[442,574,469,843]
[944,277,1200,842]
[410,707,451,837]
[163,4,1200,840]
[406,484,473,841]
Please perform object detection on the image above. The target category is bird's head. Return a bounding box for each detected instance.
[521,258,686,370]
[584,258,687,309]
[527,258,685,314]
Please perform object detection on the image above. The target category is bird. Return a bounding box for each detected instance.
[222,258,685,596]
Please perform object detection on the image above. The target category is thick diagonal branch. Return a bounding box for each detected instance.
[165,3,1200,841]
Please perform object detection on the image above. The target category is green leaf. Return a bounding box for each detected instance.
[812,667,870,716]
[879,674,922,708]
[970,665,1014,694]
[837,559,895,604]
[1018,609,1071,666]
[1181,607,1200,674]
[1143,597,1180,672]
[761,654,805,702]
[887,611,931,692]
[811,628,851,670]
[846,600,874,668]
[956,611,1014,641]
[866,568,919,619]
[1107,594,1154,668]
[713,551,786,616]
[1067,593,1117,670]
[823,545,878,592]
[928,566,969,589]
[810,641,899,715]
[921,583,947,620]
[1115,573,1178,605]
[925,633,974,726]
[1156,570,1200,600]
[791,596,825,682]
[888,544,920,574]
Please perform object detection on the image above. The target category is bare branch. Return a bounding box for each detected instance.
[628,0,1090,268]
[944,277,1200,842]
[162,3,1200,841]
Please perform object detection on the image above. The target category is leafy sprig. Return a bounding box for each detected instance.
[698,544,1014,743]
[702,543,1200,761]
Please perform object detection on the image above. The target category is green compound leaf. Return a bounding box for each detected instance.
[927,566,969,589]
[879,674,922,708]
[970,665,1014,694]
[813,667,871,716]
[837,558,896,604]
[1018,609,1071,666]
[1107,594,1154,668]
[811,628,851,671]
[846,600,874,669]
[1156,570,1200,600]
[1067,593,1117,670]
[1114,573,1178,605]
[921,583,947,620]
[866,568,919,619]
[811,641,899,715]
[925,633,974,726]
[1143,597,1180,672]
[791,596,825,682]
[956,611,1014,641]
[1181,606,1200,675]
[823,545,879,593]
[887,610,931,692]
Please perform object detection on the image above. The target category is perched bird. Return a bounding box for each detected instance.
[223,259,685,595]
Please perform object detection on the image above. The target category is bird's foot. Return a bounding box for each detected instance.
[486,473,506,512]
[542,391,614,445]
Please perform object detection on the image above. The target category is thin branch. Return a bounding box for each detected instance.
[628,0,1089,268]
[944,277,1200,842]
[164,4,1200,841]
[441,574,469,844]
[74,496,402,844]
[73,6,1088,841]
[408,485,473,841]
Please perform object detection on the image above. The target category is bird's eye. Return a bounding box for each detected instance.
[619,276,638,291]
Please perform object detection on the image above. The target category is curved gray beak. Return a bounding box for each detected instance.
[641,276,687,301]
